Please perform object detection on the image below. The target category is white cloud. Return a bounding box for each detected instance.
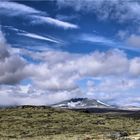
[126,34,140,48]
[0,29,9,60]
[17,47,140,106]
[80,34,115,45]
[0,1,42,16]
[117,30,129,40]
[116,32,140,50]
[18,32,60,43]
[0,84,82,106]
[0,29,28,84]
[20,48,131,97]
[56,14,79,21]
[79,33,140,52]
[85,77,140,106]
[31,15,79,29]
[0,2,79,29]
[57,0,140,23]
[1,28,140,106]
[129,58,140,76]
[87,78,139,94]
[1,45,140,105]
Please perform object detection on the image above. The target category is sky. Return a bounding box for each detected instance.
[0,0,140,106]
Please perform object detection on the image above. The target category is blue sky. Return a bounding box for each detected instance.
[0,0,140,106]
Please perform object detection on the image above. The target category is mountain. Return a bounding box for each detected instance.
[51,98,112,109]
[118,106,140,111]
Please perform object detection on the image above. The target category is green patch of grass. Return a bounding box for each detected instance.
[0,106,139,139]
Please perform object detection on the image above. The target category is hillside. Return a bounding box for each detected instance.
[0,106,140,140]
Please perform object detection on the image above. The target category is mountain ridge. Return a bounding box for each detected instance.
[51,98,113,109]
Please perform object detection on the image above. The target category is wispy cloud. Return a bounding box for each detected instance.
[0,2,79,29]
[3,25,62,44]
[79,34,140,53]
[80,34,115,45]
[31,15,79,29]
[0,1,43,16]
[56,14,79,21]
[3,25,26,33]
[18,32,60,44]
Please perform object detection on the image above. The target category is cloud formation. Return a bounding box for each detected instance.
[1,27,140,106]
[18,32,60,44]
[127,34,140,48]
[57,0,140,23]
[80,34,115,46]
[0,1,140,106]
[31,16,79,29]
[0,1,79,29]
[0,84,81,106]
[0,1,42,16]
[85,77,140,105]
[0,40,140,106]
[26,48,140,87]
[0,29,27,84]
[12,48,139,105]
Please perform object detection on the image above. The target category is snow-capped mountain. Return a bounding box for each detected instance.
[52,98,112,108]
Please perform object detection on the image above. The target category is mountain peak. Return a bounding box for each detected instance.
[52,98,111,109]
